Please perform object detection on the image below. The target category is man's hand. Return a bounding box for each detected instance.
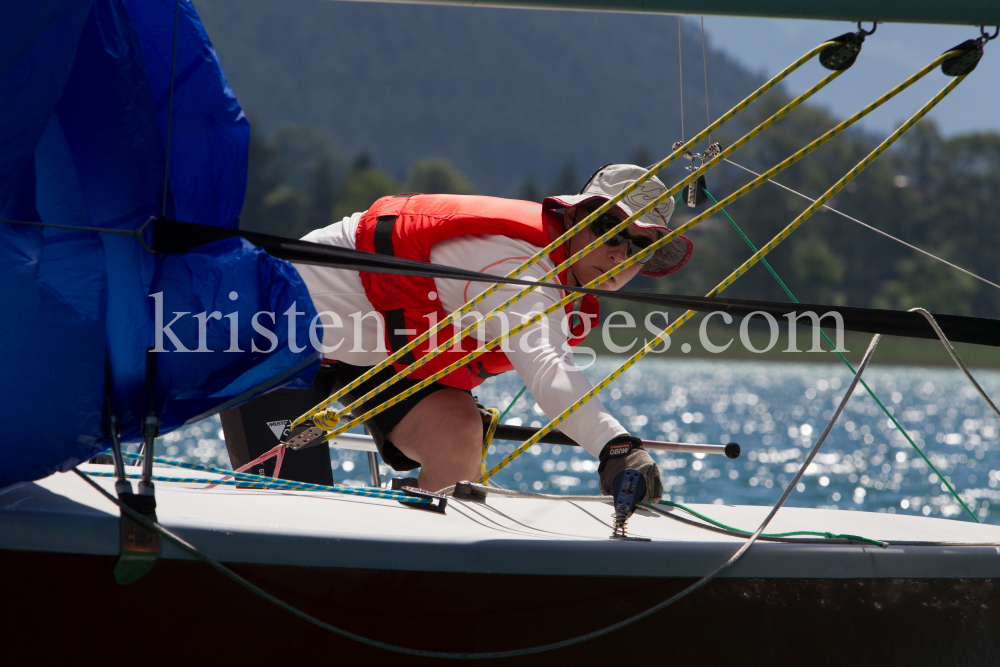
[598,435,663,502]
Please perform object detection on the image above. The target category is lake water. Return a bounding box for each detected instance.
[154,358,1000,525]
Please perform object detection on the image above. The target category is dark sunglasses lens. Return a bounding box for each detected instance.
[589,214,657,265]
[628,241,653,264]
[590,215,618,235]
[629,245,656,264]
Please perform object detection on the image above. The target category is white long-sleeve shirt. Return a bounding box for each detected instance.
[294,212,626,457]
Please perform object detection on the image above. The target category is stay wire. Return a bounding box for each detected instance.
[161,0,181,219]
[721,158,1000,291]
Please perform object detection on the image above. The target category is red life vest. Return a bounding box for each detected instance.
[356,193,599,390]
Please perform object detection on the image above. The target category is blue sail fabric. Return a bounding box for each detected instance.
[0,0,318,487]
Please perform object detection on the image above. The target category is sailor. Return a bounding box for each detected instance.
[222,164,692,499]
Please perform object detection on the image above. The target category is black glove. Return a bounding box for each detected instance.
[598,435,663,502]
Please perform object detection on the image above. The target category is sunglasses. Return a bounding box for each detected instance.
[588,213,656,264]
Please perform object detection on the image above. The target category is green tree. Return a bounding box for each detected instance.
[332,154,401,220]
[406,159,476,195]
[261,185,309,238]
[240,121,283,234]
[874,247,979,315]
[513,176,542,202]
[630,147,652,168]
[791,234,845,305]
[548,161,580,197]
[241,122,344,238]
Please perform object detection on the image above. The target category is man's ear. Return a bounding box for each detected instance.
[564,205,578,230]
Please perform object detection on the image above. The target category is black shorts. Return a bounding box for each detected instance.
[221,361,469,479]
[329,361,473,471]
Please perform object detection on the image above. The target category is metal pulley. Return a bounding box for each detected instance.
[940,28,995,77]
[282,419,325,449]
[672,140,721,208]
[819,22,875,72]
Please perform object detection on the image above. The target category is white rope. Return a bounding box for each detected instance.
[440,483,611,501]
[723,158,1000,291]
[909,307,1000,421]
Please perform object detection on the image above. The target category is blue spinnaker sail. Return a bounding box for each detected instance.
[0,0,318,487]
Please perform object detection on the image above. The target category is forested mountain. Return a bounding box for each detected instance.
[194,0,1000,319]
[195,0,761,193]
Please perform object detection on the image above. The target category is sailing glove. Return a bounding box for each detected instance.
[598,435,663,502]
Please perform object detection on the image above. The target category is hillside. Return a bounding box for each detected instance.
[194,0,765,194]
[192,0,1000,323]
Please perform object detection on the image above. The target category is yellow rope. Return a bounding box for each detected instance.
[480,408,500,484]
[305,51,846,435]
[479,74,966,481]
[316,48,959,448]
[291,40,840,430]
[311,78,841,437]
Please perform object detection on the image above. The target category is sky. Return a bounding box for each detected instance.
[700,18,999,138]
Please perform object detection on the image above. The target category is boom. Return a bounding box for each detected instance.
[341,0,1000,26]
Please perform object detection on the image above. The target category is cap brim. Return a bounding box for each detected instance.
[543,195,693,278]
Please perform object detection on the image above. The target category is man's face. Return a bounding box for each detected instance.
[565,202,658,290]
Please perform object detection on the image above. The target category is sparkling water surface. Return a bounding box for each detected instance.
[154,358,1000,524]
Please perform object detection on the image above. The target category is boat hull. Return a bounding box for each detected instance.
[4,548,998,665]
[6,468,1000,664]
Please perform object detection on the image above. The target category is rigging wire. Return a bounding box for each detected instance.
[700,16,711,142]
[691,32,978,519]
[722,158,1000,291]
[910,307,1000,422]
[677,16,685,141]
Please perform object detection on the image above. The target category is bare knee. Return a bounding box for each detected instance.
[387,389,483,489]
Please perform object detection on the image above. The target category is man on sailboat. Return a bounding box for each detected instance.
[223,164,692,500]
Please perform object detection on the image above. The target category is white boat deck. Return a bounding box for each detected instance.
[3,464,1000,579]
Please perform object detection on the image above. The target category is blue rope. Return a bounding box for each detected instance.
[112,452,430,504]
[83,469,428,503]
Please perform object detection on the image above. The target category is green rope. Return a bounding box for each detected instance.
[703,188,978,523]
[498,385,527,423]
[655,500,886,547]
